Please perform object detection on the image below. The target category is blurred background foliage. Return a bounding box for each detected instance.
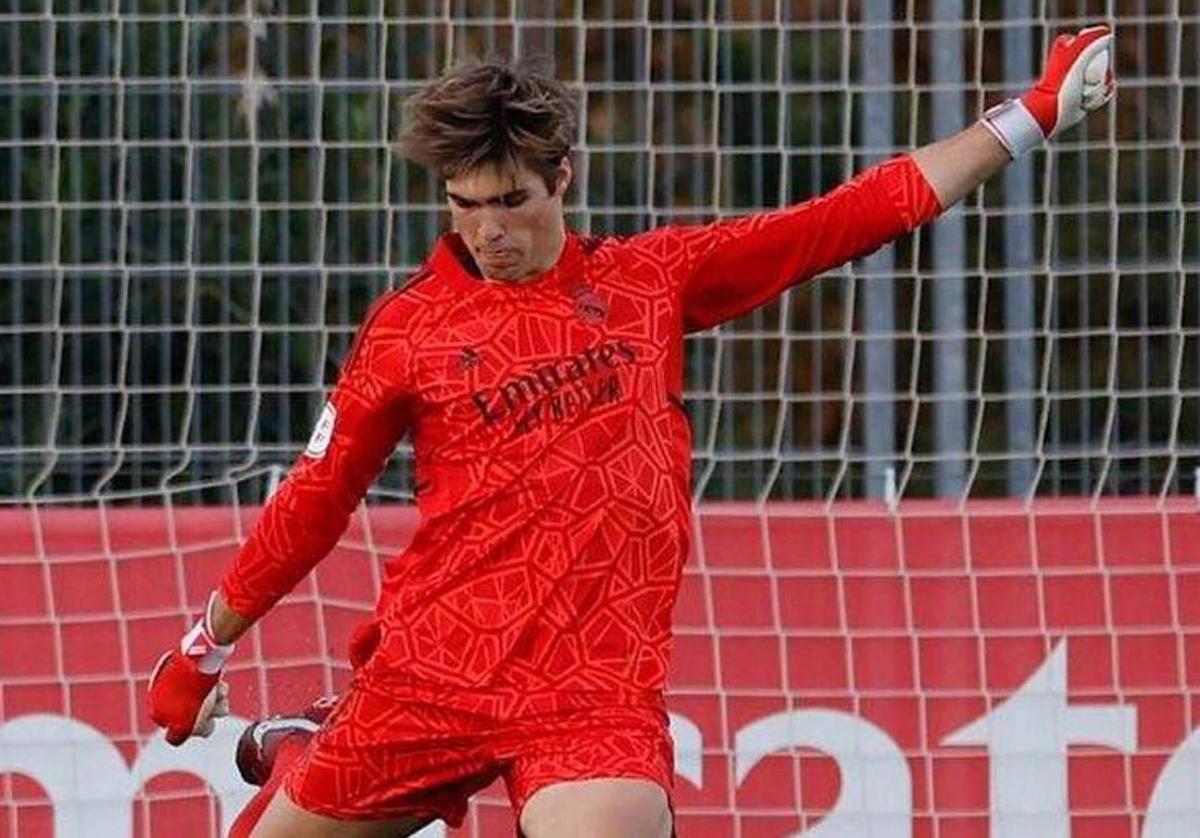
[0,0,1196,502]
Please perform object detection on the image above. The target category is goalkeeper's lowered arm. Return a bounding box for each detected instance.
[147,289,418,746]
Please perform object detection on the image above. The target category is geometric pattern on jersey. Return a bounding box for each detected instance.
[283,681,674,825]
[220,154,941,708]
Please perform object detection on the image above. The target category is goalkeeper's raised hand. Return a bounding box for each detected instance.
[147,593,234,746]
[983,24,1116,158]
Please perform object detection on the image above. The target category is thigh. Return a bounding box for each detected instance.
[504,703,675,837]
[517,778,671,838]
[250,784,430,838]
[284,681,501,828]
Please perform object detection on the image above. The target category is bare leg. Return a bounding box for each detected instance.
[228,732,310,838]
[518,778,671,838]
[249,788,432,838]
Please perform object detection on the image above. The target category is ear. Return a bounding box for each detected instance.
[553,156,573,197]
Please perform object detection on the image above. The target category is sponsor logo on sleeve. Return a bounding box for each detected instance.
[304,402,337,459]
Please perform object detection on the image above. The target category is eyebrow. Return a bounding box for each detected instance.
[446,189,528,207]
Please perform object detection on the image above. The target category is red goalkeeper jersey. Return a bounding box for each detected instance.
[220,155,941,702]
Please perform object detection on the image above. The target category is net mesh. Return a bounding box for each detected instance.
[2,0,1196,506]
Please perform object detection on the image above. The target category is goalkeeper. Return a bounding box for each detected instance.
[148,25,1115,838]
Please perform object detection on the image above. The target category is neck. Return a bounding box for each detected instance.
[526,221,567,277]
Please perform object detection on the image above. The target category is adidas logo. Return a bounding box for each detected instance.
[459,347,483,369]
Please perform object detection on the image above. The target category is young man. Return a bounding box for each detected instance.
[149,26,1114,838]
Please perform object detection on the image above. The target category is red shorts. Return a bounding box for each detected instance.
[282,679,675,828]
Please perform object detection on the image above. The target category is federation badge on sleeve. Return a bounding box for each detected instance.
[305,402,337,459]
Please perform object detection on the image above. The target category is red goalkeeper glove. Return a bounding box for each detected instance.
[147,593,234,746]
[982,24,1116,158]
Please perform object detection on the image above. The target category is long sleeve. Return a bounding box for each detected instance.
[676,154,943,332]
[219,291,417,623]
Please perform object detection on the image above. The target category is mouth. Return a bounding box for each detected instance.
[480,246,516,257]
[478,249,519,268]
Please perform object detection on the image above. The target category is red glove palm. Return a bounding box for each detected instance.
[148,594,234,746]
[983,24,1116,158]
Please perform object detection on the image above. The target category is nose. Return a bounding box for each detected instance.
[477,208,506,243]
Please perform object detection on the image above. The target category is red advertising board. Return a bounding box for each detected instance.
[2,499,1199,837]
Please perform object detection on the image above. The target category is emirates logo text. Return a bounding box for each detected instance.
[470,340,636,434]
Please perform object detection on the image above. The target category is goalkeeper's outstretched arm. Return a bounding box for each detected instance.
[909,122,1010,209]
[914,24,1114,206]
[677,24,1115,332]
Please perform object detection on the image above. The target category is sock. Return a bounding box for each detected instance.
[227,732,312,838]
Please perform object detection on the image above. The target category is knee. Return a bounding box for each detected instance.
[518,780,672,838]
[523,812,670,838]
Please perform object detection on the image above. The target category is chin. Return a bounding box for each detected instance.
[483,263,530,281]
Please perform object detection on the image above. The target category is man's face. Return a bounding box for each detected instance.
[445,159,571,281]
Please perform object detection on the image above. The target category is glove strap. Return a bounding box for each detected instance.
[981,98,1045,159]
[179,593,235,675]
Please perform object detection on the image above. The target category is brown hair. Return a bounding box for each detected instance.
[398,58,577,194]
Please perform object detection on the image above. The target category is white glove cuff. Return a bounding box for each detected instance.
[179,593,235,674]
[981,99,1045,159]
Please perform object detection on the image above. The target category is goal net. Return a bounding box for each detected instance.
[0,1,1196,836]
